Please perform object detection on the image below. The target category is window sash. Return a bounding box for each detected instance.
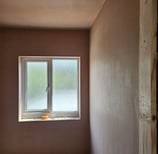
[24,59,49,112]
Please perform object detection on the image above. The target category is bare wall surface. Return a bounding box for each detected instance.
[90,0,139,154]
[0,28,90,154]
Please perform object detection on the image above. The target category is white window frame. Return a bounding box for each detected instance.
[18,56,81,122]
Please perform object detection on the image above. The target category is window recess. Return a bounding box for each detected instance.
[18,56,80,122]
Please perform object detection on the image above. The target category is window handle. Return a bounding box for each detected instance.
[46,86,50,92]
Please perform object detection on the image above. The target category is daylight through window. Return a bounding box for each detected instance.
[19,56,80,121]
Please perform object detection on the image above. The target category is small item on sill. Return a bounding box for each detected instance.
[41,115,49,120]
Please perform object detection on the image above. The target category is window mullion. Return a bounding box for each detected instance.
[48,59,52,115]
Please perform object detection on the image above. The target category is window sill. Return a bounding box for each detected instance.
[19,117,81,122]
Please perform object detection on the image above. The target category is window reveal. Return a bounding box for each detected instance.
[19,56,80,121]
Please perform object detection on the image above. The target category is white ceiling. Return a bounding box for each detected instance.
[0,0,106,28]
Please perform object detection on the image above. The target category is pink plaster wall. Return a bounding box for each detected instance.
[90,0,139,153]
[0,28,90,154]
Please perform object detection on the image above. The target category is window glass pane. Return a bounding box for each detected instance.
[26,62,48,110]
[52,59,78,112]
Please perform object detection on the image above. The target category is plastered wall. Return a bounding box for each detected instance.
[90,0,139,154]
[0,28,90,154]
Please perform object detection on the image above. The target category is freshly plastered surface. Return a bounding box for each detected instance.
[90,0,139,153]
[0,28,90,154]
[0,0,106,28]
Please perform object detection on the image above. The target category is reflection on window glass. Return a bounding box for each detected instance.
[52,59,78,111]
[26,62,48,110]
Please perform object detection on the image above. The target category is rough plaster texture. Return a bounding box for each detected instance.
[90,0,139,154]
[0,28,90,154]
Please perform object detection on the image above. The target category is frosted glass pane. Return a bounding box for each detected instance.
[52,59,78,112]
[26,62,48,110]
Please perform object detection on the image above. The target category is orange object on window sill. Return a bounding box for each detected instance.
[41,115,49,120]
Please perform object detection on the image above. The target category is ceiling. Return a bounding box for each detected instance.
[0,0,106,28]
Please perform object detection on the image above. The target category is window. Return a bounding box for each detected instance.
[18,56,80,121]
